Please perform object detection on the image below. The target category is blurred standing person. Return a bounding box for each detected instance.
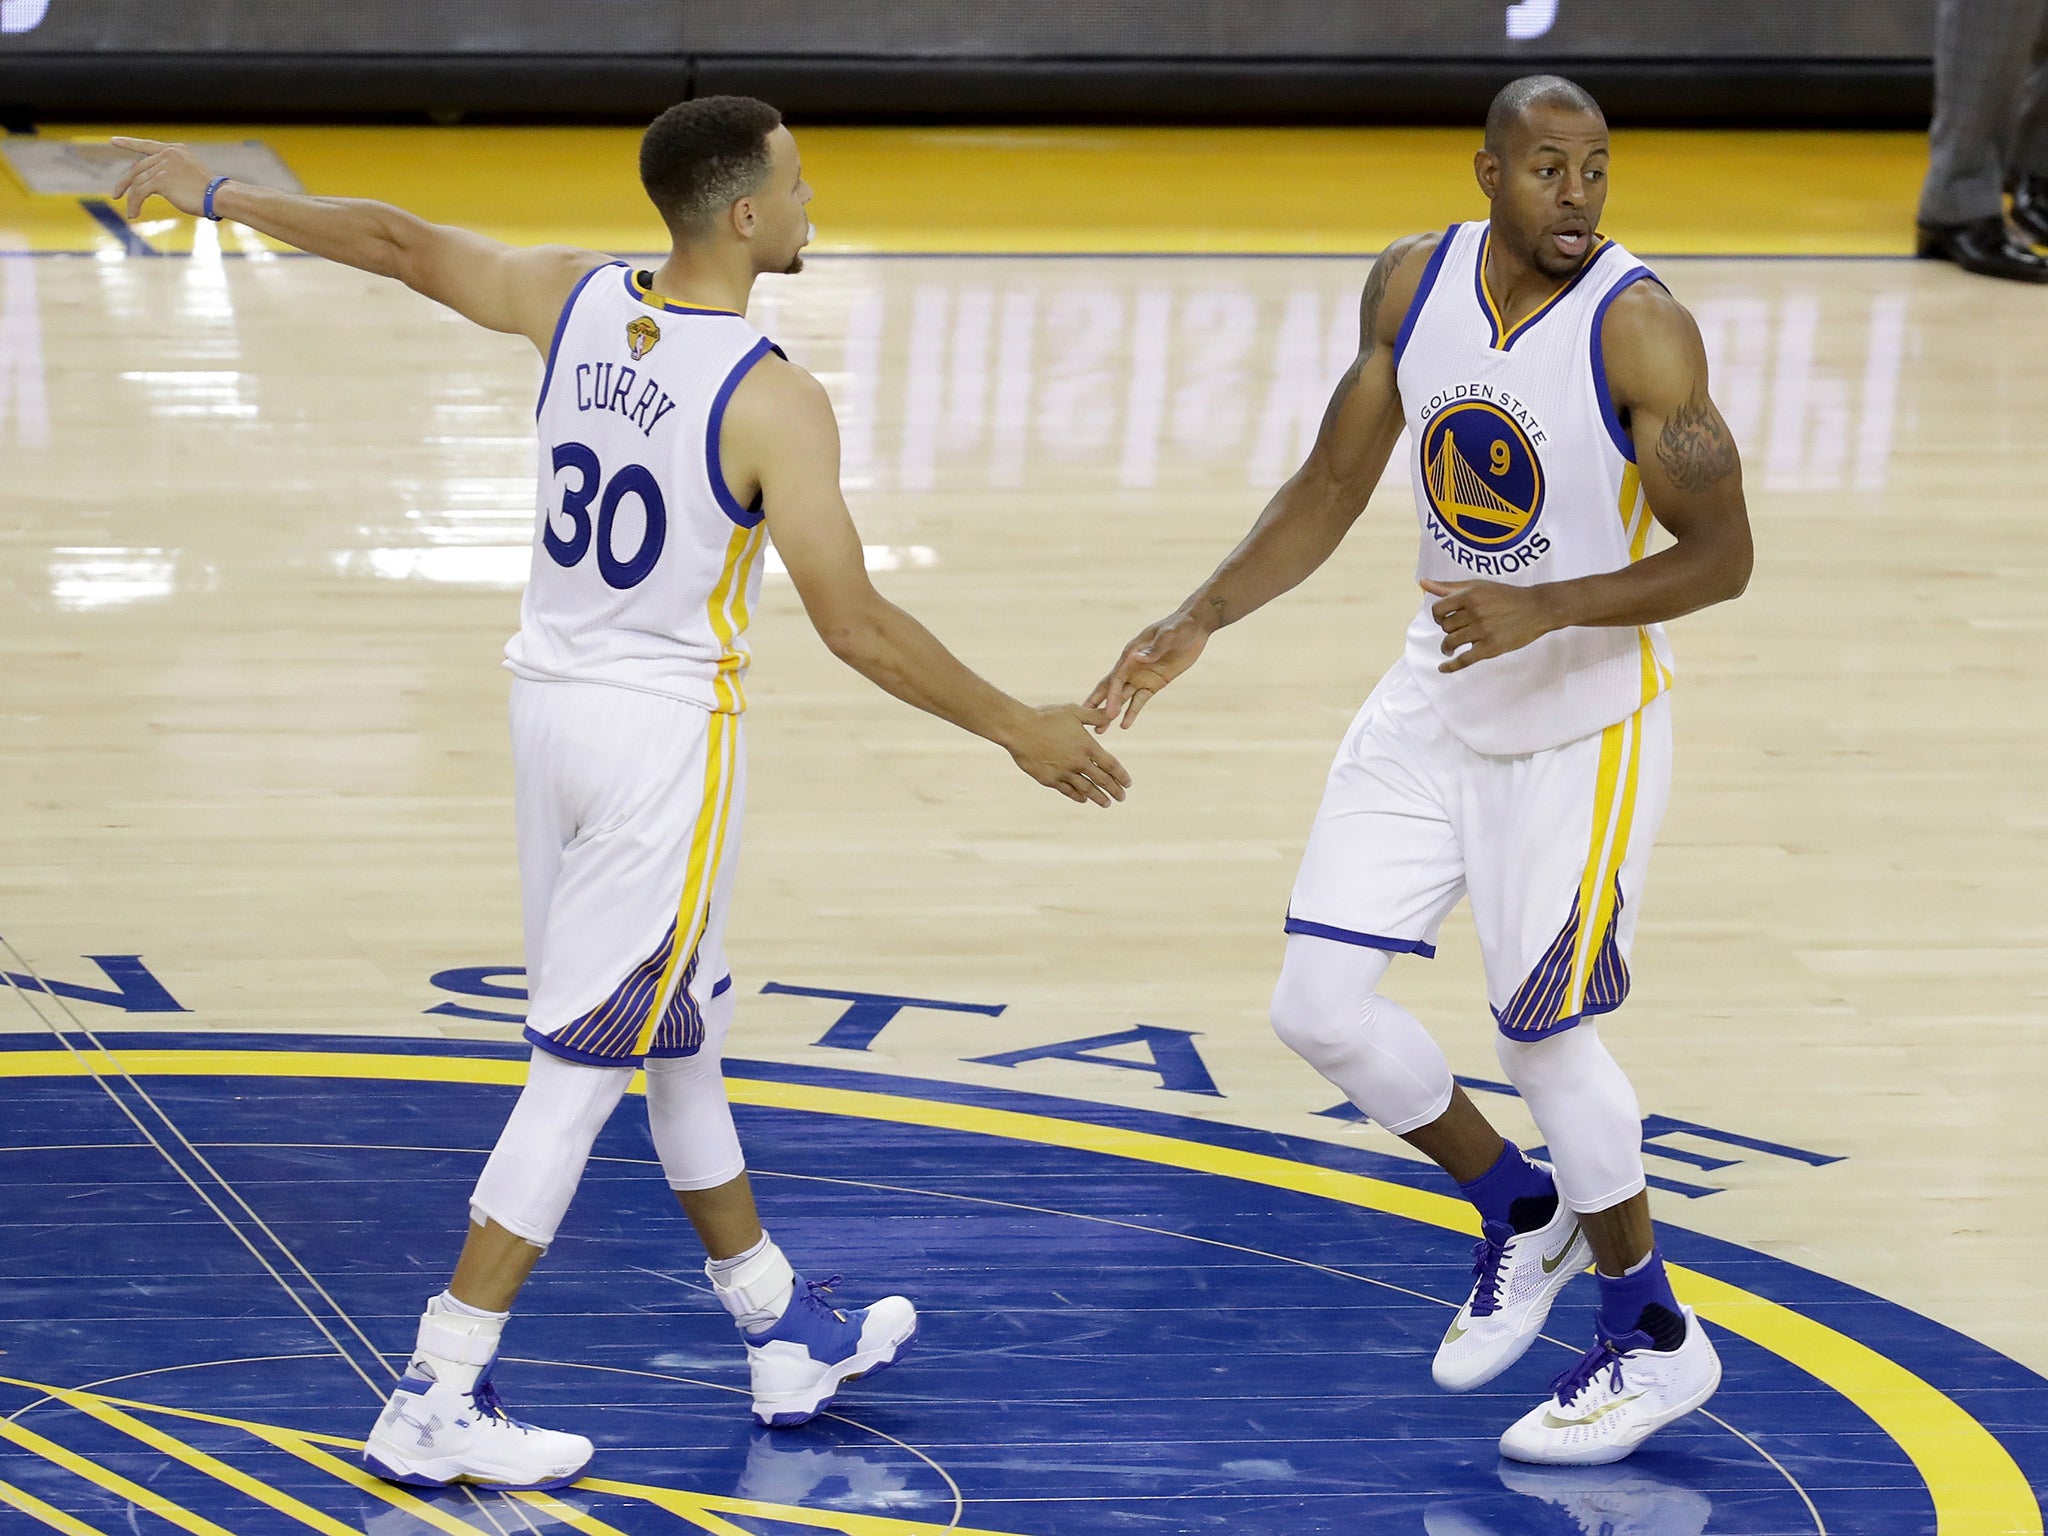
[1916,0,2048,280]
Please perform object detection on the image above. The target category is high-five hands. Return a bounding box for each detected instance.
[1085,609,1212,732]
[1420,578,1559,673]
[108,138,215,220]
[1006,704,1133,806]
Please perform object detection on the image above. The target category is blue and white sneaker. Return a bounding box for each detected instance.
[745,1274,917,1428]
[362,1362,593,1491]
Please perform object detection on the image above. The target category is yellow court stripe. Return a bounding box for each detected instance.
[0,1477,113,1536]
[579,1478,1023,1536]
[242,1428,489,1536]
[0,1048,2036,1535]
[37,1387,358,1536]
[0,1416,238,1536]
[511,1490,643,1536]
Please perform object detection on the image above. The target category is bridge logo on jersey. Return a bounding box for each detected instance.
[1421,400,1546,553]
[626,315,662,360]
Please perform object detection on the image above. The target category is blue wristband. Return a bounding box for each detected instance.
[202,176,231,222]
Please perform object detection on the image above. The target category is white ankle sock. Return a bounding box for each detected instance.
[407,1290,504,1394]
[705,1234,794,1331]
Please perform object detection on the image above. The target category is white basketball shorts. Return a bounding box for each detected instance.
[1287,662,1671,1039]
[510,678,746,1065]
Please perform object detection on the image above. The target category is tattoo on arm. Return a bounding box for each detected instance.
[1315,235,1422,438]
[1356,251,1399,367]
[1655,389,1738,491]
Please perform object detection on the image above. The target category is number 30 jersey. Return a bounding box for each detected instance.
[505,262,779,715]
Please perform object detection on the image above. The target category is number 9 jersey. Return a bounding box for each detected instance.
[506,262,782,716]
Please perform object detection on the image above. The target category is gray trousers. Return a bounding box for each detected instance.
[1920,0,2048,225]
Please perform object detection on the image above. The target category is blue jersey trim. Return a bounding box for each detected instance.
[1489,994,1623,1042]
[1390,225,1458,368]
[1284,915,1438,959]
[1590,265,1661,462]
[525,1024,643,1066]
[621,266,745,317]
[707,336,777,528]
[1474,230,1616,352]
[535,262,618,420]
[711,972,733,999]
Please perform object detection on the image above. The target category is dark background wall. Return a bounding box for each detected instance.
[0,1,1937,125]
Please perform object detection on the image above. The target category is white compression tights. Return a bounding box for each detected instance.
[470,989,747,1247]
[1269,933,1647,1213]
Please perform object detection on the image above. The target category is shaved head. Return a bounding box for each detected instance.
[1483,74,1604,157]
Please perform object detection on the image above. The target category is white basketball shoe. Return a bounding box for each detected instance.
[743,1273,918,1428]
[363,1363,593,1491]
[1433,1200,1589,1391]
[362,1294,592,1491]
[1499,1304,1722,1465]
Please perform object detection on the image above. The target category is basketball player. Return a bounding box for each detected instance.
[1090,76,1752,1465]
[112,97,1129,1492]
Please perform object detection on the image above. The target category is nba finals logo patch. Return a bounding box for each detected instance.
[626,315,661,361]
[1418,389,1551,575]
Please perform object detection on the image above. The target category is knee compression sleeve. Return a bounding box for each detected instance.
[1494,1023,1645,1213]
[1270,934,1453,1135]
[470,1049,633,1248]
[644,983,745,1191]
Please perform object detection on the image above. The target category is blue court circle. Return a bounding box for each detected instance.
[2,1039,2043,1535]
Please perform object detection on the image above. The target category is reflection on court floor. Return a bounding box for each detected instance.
[2,1035,2040,1534]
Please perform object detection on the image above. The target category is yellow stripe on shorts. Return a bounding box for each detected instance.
[632,711,739,1057]
[1561,710,1643,1023]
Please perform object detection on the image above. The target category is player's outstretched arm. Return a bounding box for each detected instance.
[110,138,603,352]
[1421,282,1753,673]
[727,358,1131,807]
[1088,233,1434,729]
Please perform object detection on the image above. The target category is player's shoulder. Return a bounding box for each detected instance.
[724,349,834,440]
[1599,269,1694,349]
[1363,230,1444,342]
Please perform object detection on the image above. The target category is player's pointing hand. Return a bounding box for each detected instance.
[1086,609,1213,732]
[1004,704,1133,806]
[109,138,215,221]
[1421,578,1562,673]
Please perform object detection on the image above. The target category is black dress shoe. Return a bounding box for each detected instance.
[2011,176,2048,247]
[1915,217,2048,282]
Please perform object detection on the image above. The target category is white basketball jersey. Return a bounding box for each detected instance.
[505,263,778,714]
[1394,221,1675,755]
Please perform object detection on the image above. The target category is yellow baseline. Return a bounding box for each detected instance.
[0,1045,2035,1536]
[5,125,1924,256]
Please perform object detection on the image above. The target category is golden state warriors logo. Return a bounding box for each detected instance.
[1421,399,1546,554]
[626,315,661,361]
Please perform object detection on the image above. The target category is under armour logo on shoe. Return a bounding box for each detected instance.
[393,1407,443,1448]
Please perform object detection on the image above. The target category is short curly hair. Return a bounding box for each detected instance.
[639,95,784,235]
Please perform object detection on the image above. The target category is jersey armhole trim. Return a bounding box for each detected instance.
[1391,225,1459,368]
[1590,265,1659,463]
[534,261,621,420]
[707,336,777,529]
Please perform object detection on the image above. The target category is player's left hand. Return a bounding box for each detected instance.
[1420,578,1560,673]
[108,138,214,220]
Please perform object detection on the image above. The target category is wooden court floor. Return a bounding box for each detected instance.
[1,127,2045,1532]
